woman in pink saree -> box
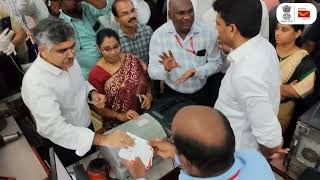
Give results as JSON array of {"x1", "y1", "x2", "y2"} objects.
[{"x1": 88, "y1": 29, "x2": 152, "y2": 129}]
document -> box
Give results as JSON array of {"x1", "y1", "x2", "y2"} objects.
[{"x1": 118, "y1": 132, "x2": 153, "y2": 169}]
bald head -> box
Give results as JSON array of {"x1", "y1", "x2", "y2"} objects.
[
  {"x1": 168, "y1": 0, "x2": 194, "y2": 36},
  {"x1": 172, "y1": 106, "x2": 226, "y2": 146},
  {"x1": 172, "y1": 105, "x2": 235, "y2": 176}
]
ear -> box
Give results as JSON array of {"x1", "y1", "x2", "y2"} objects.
[
  {"x1": 229, "y1": 24, "x2": 238, "y2": 34},
  {"x1": 114, "y1": 15, "x2": 120, "y2": 23},
  {"x1": 38, "y1": 45, "x2": 48, "y2": 59},
  {"x1": 179, "y1": 154, "x2": 193, "y2": 171},
  {"x1": 96, "y1": 45, "x2": 101, "y2": 54},
  {"x1": 168, "y1": 10, "x2": 172, "y2": 20},
  {"x1": 295, "y1": 30, "x2": 302, "y2": 39},
  {"x1": 229, "y1": 24, "x2": 238, "y2": 38}
]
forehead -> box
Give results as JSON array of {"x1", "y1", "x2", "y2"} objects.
[
  {"x1": 277, "y1": 23, "x2": 292, "y2": 29},
  {"x1": 216, "y1": 14, "x2": 225, "y2": 23},
  {"x1": 100, "y1": 37, "x2": 119, "y2": 46},
  {"x1": 170, "y1": 0, "x2": 193, "y2": 12},
  {"x1": 116, "y1": 0, "x2": 134, "y2": 12},
  {"x1": 52, "y1": 39, "x2": 75, "y2": 49}
]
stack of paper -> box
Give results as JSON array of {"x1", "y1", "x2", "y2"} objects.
[{"x1": 118, "y1": 132, "x2": 154, "y2": 169}]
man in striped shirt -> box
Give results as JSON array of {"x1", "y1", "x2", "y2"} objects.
[{"x1": 148, "y1": 0, "x2": 221, "y2": 105}]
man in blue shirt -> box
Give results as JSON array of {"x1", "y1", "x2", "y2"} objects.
[
  {"x1": 122, "y1": 105, "x2": 276, "y2": 180},
  {"x1": 59, "y1": 0, "x2": 114, "y2": 79}
]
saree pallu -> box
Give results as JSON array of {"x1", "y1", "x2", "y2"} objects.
[
  {"x1": 103, "y1": 54, "x2": 149, "y2": 129},
  {"x1": 278, "y1": 49, "x2": 317, "y2": 132}
]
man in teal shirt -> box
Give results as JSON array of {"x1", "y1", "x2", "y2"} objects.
[{"x1": 59, "y1": 0, "x2": 114, "y2": 79}]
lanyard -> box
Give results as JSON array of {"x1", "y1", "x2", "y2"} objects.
[
  {"x1": 175, "y1": 35, "x2": 196, "y2": 55},
  {"x1": 227, "y1": 169, "x2": 240, "y2": 180}
]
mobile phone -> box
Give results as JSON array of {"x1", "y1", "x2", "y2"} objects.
[
  {"x1": 196, "y1": 49, "x2": 206, "y2": 56},
  {"x1": 0, "y1": 16, "x2": 12, "y2": 32},
  {"x1": 93, "y1": 22, "x2": 100, "y2": 32}
]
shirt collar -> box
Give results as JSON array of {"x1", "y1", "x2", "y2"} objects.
[
  {"x1": 166, "y1": 20, "x2": 200, "y2": 38},
  {"x1": 59, "y1": 10, "x2": 73, "y2": 23},
  {"x1": 35, "y1": 55, "x2": 64, "y2": 76},
  {"x1": 228, "y1": 35, "x2": 260, "y2": 63},
  {"x1": 59, "y1": 8, "x2": 84, "y2": 23},
  {"x1": 178, "y1": 154, "x2": 244, "y2": 180},
  {"x1": 118, "y1": 24, "x2": 143, "y2": 38}
]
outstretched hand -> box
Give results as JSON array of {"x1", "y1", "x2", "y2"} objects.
[{"x1": 159, "y1": 50, "x2": 180, "y2": 72}]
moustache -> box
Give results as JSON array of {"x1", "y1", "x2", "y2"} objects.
[
  {"x1": 128, "y1": 18, "x2": 137, "y2": 23},
  {"x1": 63, "y1": 59, "x2": 74, "y2": 65}
]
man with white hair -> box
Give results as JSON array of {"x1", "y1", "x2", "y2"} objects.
[{"x1": 21, "y1": 17, "x2": 134, "y2": 166}]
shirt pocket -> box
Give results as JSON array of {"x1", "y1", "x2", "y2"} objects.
[{"x1": 194, "y1": 54, "x2": 207, "y2": 67}]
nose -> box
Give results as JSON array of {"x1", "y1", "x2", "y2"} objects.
[
  {"x1": 275, "y1": 30, "x2": 280, "y2": 38},
  {"x1": 129, "y1": 12, "x2": 135, "y2": 18},
  {"x1": 65, "y1": 48, "x2": 75, "y2": 58},
  {"x1": 183, "y1": 14, "x2": 191, "y2": 21},
  {"x1": 110, "y1": 48, "x2": 117, "y2": 55}
]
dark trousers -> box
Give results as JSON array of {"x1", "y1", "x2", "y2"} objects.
[
  {"x1": 163, "y1": 83, "x2": 211, "y2": 106},
  {"x1": 0, "y1": 54, "x2": 23, "y2": 99},
  {"x1": 207, "y1": 72, "x2": 225, "y2": 106},
  {"x1": 46, "y1": 123, "x2": 96, "y2": 167}
]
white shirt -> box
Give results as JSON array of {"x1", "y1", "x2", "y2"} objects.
[
  {"x1": 201, "y1": 0, "x2": 269, "y2": 40},
  {"x1": 131, "y1": 0, "x2": 151, "y2": 24},
  {"x1": 214, "y1": 36, "x2": 282, "y2": 150},
  {"x1": 200, "y1": 0, "x2": 269, "y2": 74},
  {"x1": 21, "y1": 56, "x2": 95, "y2": 156},
  {"x1": 148, "y1": 19, "x2": 221, "y2": 94},
  {"x1": 167, "y1": 0, "x2": 214, "y2": 19},
  {"x1": 17, "y1": 0, "x2": 49, "y2": 23},
  {"x1": 260, "y1": 0, "x2": 269, "y2": 40}
]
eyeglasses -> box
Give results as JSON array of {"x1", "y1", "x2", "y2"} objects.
[{"x1": 119, "y1": 8, "x2": 137, "y2": 17}]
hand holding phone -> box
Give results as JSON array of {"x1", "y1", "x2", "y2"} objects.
[
  {"x1": 0, "y1": 28, "x2": 16, "y2": 55},
  {"x1": 0, "y1": 16, "x2": 12, "y2": 32}
]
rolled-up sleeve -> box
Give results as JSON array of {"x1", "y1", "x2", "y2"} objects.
[
  {"x1": 86, "y1": 81, "x2": 96, "y2": 97},
  {"x1": 84, "y1": 0, "x2": 110, "y2": 18},
  {"x1": 194, "y1": 29, "x2": 221, "y2": 79},
  {"x1": 22, "y1": 84, "x2": 95, "y2": 156},
  {"x1": 148, "y1": 32, "x2": 168, "y2": 81},
  {"x1": 235, "y1": 76, "x2": 282, "y2": 148}
]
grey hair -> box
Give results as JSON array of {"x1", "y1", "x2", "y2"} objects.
[{"x1": 32, "y1": 17, "x2": 75, "y2": 50}]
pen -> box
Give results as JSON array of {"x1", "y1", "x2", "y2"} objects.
[{"x1": 138, "y1": 94, "x2": 142, "y2": 103}]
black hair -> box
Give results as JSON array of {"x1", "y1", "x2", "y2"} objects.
[
  {"x1": 173, "y1": 110, "x2": 235, "y2": 175},
  {"x1": 111, "y1": 0, "x2": 134, "y2": 17},
  {"x1": 292, "y1": 25, "x2": 305, "y2": 32},
  {"x1": 293, "y1": 25, "x2": 305, "y2": 46},
  {"x1": 213, "y1": 0, "x2": 262, "y2": 38},
  {"x1": 96, "y1": 28, "x2": 120, "y2": 46}
]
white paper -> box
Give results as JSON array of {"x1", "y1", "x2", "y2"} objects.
[{"x1": 119, "y1": 132, "x2": 153, "y2": 169}]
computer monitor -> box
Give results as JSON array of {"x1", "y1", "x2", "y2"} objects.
[{"x1": 49, "y1": 147, "x2": 73, "y2": 180}]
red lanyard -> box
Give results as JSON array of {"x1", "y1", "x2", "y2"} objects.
[
  {"x1": 227, "y1": 169, "x2": 240, "y2": 180},
  {"x1": 175, "y1": 35, "x2": 196, "y2": 55}
]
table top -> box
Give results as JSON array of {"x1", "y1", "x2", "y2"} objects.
[{"x1": 0, "y1": 116, "x2": 48, "y2": 180}]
